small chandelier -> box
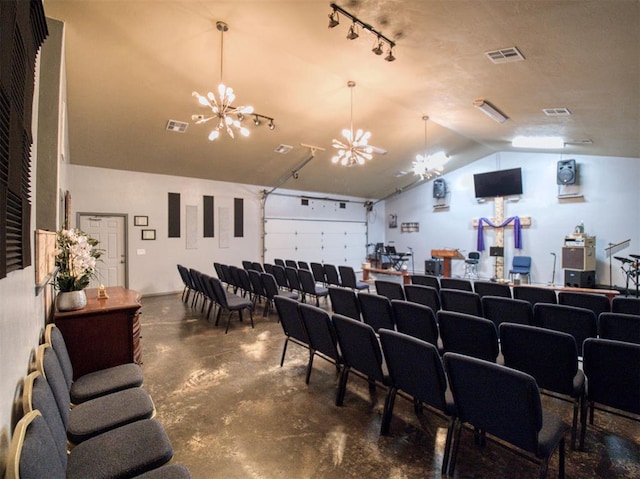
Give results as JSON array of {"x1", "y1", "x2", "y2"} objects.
[
  {"x1": 192, "y1": 21, "x2": 254, "y2": 140},
  {"x1": 412, "y1": 116, "x2": 449, "y2": 179},
  {"x1": 332, "y1": 81, "x2": 373, "y2": 167}
]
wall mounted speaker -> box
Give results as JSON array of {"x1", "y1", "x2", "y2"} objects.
[
  {"x1": 557, "y1": 159, "x2": 577, "y2": 185},
  {"x1": 433, "y1": 178, "x2": 446, "y2": 198}
]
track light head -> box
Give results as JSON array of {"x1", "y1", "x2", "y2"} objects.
[
  {"x1": 346, "y1": 23, "x2": 359, "y2": 40},
  {"x1": 328, "y1": 10, "x2": 339, "y2": 28},
  {"x1": 372, "y1": 38, "x2": 384, "y2": 55},
  {"x1": 385, "y1": 48, "x2": 396, "y2": 62},
  {"x1": 237, "y1": 112, "x2": 244, "y2": 121},
  {"x1": 253, "y1": 116, "x2": 261, "y2": 126},
  {"x1": 268, "y1": 120, "x2": 275, "y2": 130}
]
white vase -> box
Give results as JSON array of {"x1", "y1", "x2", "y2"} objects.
[{"x1": 56, "y1": 290, "x2": 87, "y2": 312}]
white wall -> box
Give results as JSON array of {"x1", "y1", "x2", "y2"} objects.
[
  {"x1": 69, "y1": 166, "x2": 264, "y2": 295},
  {"x1": 384, "y1": 152, "x2": 640, "y2": 288},
  {"x1": 68, "y1": 167, "x2": 372, "y2": 295}
]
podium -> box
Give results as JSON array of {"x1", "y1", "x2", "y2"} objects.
[{"x1": 430, "y1": 249, "x2": 464, "y2": 277}]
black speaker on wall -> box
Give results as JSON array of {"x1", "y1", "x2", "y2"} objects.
[
  {"x1": 557, "y1": 159, "x2": 577, "y2": 185},
  {"x1": 433, "y1": 178, "x2": 446, "y2": 198}
]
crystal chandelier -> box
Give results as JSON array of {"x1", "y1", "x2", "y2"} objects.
[
  {"x1": 192, "y1": 21, "x2": 254, "y2": 140},
  {"x1": 412, "y1": 116, "x2": 449, "y2": 179},
  {"x1": 332, "y1": 81, "x2": 373, "y2": 167}
]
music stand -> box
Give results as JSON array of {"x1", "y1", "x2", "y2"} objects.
[
  {"x1": 605, "y1": 239, "x2": 630, "y2": 289},
  {"x1": 489, "y1": 247, "x2": 504, "y2": 281}
]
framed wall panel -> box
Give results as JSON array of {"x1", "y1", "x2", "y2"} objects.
[
  {"x1": 203, "y1": 195, "x2": 214, "y2": 237},
  {"x1": 234, "y1": 197, "x2": 243, "y2": 237}
]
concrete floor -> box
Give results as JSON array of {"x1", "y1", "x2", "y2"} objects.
[{"x1": 139, "y1": 292, "x2": 640, "y2": 479}]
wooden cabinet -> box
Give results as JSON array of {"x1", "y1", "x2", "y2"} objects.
[{"x1": 54, "y1": 287, "x2": 142, "y2": 380}]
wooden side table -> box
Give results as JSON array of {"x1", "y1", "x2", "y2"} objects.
[{"x1": 53, "y1": 286, "x2": 142, "y2": 380}]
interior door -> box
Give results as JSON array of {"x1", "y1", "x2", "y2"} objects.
[{"x1": 78, "y1": 214, "x2": 126, "y2": 288}]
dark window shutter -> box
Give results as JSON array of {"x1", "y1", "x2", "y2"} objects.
[{"x1": 0, "y1": 0, "x2": 47, "y2": 279}]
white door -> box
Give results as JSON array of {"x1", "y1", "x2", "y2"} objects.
[{"x1": 78, "y1": 214, "x2": 126, "y2": 288}]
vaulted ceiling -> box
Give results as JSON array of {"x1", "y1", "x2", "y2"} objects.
[{"x1": 44, "y1": 0, "x2": 639, "y2": 199}]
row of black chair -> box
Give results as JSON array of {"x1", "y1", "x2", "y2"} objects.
[
  {"x1": 326, "y1": 287, "x2": 639, "y2": 448},
  {"x1": 243, "y1": 258, "x2": 370, "y2": 292},
  {"x1": 183, "y1": 263, "x2": 640, "y2": 347},
  {"x1": 331, "y1": 283, "x2": 640, "y2": 350},
  {"x1": 273, "y1": 296, "x2": 582, "y2": 477},
  {"x1": 412, "y1": 274, "x2": 640, "y2": 313},
  {"x1": 182, "y1": 263, "x2": 329, "y2": 330},
  {"x1": 275, "y1": 295, "x2": 640, "y2": 476},
  {"x1": 178, "y1": 266, "x2": 254, "y2": 333},
  {"x1": 6, "y1": 323, "x2": 190, "y2": 479}
]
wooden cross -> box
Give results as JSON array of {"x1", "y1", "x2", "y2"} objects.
[{"x1": 471, "y1": 197, "x2": 531, "y2": 279}]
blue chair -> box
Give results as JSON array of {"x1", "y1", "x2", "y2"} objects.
[{"x1": 509, "y1": 256, "x2": 532, "y2": 283}]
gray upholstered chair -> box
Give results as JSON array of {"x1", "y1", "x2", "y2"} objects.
[
  {"x1": 5, "y1": 409, "x2": 183, "y2": 479},
  {"x1": 45, "y1": 324, "x2": 143, "y2": 404}
]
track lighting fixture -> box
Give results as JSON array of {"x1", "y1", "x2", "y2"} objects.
[
  {"x1": 372, "y1": 38, "x2": 384, "y2": 55},
  {"x1": 250, "y1": 113, "x2": 275, "y2": 131},
  {"x1": 328, "y1": 3, "x2": 396, "y2": 61},
  {"x1": 328, "y1": 9, "x2": 339, "y2": 28},
  {"x1": 346, "y1": 23, "x2": 359, "y2": 40},
  {"x1": 385, "y1": 48, "x2": 396, "y2": 62}
]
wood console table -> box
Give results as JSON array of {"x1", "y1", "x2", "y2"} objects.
[
  {"x1": 362, "y1": 266, "x2": 411, "y2": 285},
  {"x1": 431, "y1": 249, "x2": 464, "y2": 278},
  {"x1": 54, "y1": 286, "x2": 142, "y2": 380}
]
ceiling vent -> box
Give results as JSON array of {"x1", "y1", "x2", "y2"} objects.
[
  {"x1": 274, "y1": 144, "x2": 293, "y2": 154},
  {"x1": 166, "y1": 120, "x2": 188, "y2": 133},
  {"x1": 485, "y1": 47, "x2": 525, "y2": 64},
  {"x1": 543, "y1": 108, "x2": 572, "y2": 117}
]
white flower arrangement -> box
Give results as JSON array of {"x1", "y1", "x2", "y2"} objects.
[{"x1": 54, "y1": 228, "x2": 102, "y2": 292}]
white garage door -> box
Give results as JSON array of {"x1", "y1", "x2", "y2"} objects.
[{"x1": 264, "y1": 218, "x2": 367, "y2": 270}]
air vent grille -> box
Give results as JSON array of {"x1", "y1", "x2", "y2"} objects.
[
  {"x1": 166, "y1": 120, "x2": 188, "y2": 133},
  {"x1": 543, "y1": 108, "x2": 572, "y2": 117},
  {"x1": 485, "y1": 47, "x2": 525, "y2": 64}
]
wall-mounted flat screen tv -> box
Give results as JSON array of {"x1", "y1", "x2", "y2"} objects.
[{"x1": 473, "y1": 167, "x2": 523, "y2": 198}]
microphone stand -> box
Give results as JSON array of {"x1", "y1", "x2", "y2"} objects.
[
  {"x1": 408, "y1": 247, "x2": 414, "y2": 274},
  {"x1": 549, "y1": 252, "x2": 556, "y2": 286}
]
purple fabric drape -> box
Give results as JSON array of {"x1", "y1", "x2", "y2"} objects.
[{"x1": 477, "y1": 216, "x2": 522, "y2": 251}]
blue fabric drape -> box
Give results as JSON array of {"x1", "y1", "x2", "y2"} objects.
[{"x1": 477, "y1": 216, "x2": 522, "y2": 251}]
